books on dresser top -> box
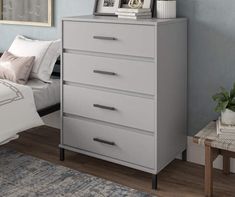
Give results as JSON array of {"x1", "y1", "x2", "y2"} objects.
[
  {"x1": 216, "y1": 117, "x2": 235, "y2": 140},
  {"x1": 116, "y1": 8, "x2": 152, "y2": 20},
  {"x1": 118, "y1": 15, "x2": 152, "y2": 20},
  {"x1": 117, "y1": 8, "x2": 151, "y2": 13},
  {"x1": 117, "y1": 12, "x2": 152, "y2": 16}
]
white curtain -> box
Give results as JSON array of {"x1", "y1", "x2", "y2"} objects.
[{"x1": 3, "y1": 0, "x2": 48, "y2": 23}]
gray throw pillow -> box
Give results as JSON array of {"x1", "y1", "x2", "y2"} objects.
[{"x1": 0, "y1": 51, "x2": 35, "y2": 84}]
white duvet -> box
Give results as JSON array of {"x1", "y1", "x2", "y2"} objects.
[{"x1": 0, "y1": 79, "x2": 44, "y2": 145}]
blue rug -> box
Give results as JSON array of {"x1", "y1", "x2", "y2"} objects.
[{"x1": 0, "y1": 148, "x2": 154, "y2": 197}]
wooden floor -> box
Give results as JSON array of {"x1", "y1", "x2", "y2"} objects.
[{"x1": 3, "y1": 126, "x2": 235, "y2": 197}]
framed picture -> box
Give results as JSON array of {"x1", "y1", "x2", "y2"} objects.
[
  {"x1": 0, "y1": 0, "x2": 53, "y2": 27},
  {"x1": 121, "y1": 0, "x2": 153, "y2": 9},
  {"x1": 94, "y1": 0, "x2": 122, "y2": 16}
]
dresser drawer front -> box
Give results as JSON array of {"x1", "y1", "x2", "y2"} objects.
[
  {"x1": 63, "y1": 53, "x2": 155, "y2": 95},
  {"x1": 63, "y1": 21, "x2": 155, "y2": 58},
  {"x1": 63, "y1": 116, "x2": 155, "y2": 168},
  {"x1": 63, "y1": 85, "x2": 155, "y2": 132}
]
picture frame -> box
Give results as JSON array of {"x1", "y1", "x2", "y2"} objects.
[
  {"x1": 0, "y1": 0, "x2": 53, "y2": 27},
  {"x1": 121, "y1": 0, "x2": 154, "y2": 9},
  {"x1": 94, "y1": 0, "x2": 122, "y2": 16}
]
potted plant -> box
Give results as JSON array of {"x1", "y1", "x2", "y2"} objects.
[
  {"x1": 213, "y1": 83, "x2": 235, "y2": 125},
  {"x1": 157, "y1": 0, "x2": 176, "y2": 19}
]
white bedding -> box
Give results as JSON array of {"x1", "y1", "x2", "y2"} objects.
[
  {"x1": 0, "y1": 79, "x2": 44, "y2": 145},
  {"x1": 27, "y1": 78, "x2": 60, "y2": 111}
]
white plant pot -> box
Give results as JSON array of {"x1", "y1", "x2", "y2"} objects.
[
  {"x1": 157, "y1": 1, "x2": 176, "y2": 19},
  {"x1": 221, "y1": 109, "x2": 235, "y2": 125}
]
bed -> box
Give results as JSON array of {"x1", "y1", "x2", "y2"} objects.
[
  {"x1": 0, "y1": 52, "x2": 61, "y2": 117},
  {"x1": 0, "y1": 52, "x2": 60, "y2": 145},
  {"x1": 29, "y1": 78, "x2": 60, "y2": 116},
  {"x1": 0, "y1": 53, "x2": 60, "y2": 145},
  {"x1": 0, "y1": 34, "x2": 61, "y2": 145}
]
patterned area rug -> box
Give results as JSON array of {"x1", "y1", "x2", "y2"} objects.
[{"x1": 0, "y1": 148, "x2": 154, "y2": 197}]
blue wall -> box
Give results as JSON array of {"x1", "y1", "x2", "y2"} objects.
[
  {"x1": 0, "y1": 0, "x2": 95, "y2": 51},
  {"x1": 177, "y1": 0, "x2": 235, "y2": 135},
  {"x1": 1, "y1": 0, "x2": 234, "y2": 136}
]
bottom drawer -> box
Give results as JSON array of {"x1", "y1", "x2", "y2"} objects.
[{"x1": 63, "y1": 116, "x2": 155, "y2": 169}]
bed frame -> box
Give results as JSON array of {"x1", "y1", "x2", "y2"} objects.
[{"x1": 0, "y1": 52, "x2": 61, "y2": 117}]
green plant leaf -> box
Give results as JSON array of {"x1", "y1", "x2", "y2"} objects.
[
  {"x1": 212, "y1": 93, "x2": 226, "y2": 102},
  {"x1": 228, "y1": 105, "x2": 235, "y2": 112},
  {"x1": 214, "y1": 101, "x2": 229, "y2": 112},
  {"x1": 212, "y1": 83, "x2": 235, "y2": 112},
  {"x1": 230, "y1": 83, "x2": 235, "y2": 99},
  {"x1": 230, "y1": 98, "x2": 235, "y2": 105},
  {"x1": 220, "y1": 87, "x2": 230, "y2": 100}
]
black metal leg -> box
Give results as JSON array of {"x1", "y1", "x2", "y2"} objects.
[
  {"x1": 182, "y1": 149, "x2": 187, "y2": 161},
  {"x1": 152, "y1": 174, "x2": 158, "y2": 190},
  {"x1": 60, "y1": 148, "x2": 65, "y2": 161}
]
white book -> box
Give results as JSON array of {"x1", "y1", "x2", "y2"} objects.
[
  {"x1": 117, "y1": 8, "x2": 151, "y2": 13},
  {"x1": 217, "y1": 119, "x2": 235, "y2": 140},
  {"x1": 218, "y1": 133, "x2": 235, "y2": 140},
  {"x1": 217, "y1": 117, "x2": 235, "y2": 134},
  {"x1": 116, "y1": 12, "x2": 152, "y2": 17},
  {"x1": 118, "y1": 15, "x2": 152, "y2": 20}
]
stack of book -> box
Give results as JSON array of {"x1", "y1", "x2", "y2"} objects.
[
  {"x1": 116, "y1": 8, "x2": 152, "y2": 20},
  {"x1": 216, "y1": 117, "x2": 235, "y2": 140}
]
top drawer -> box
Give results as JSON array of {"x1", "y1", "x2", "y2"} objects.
[{"x1": 63, "y1": 21, "x2": 155, "y2": 58}]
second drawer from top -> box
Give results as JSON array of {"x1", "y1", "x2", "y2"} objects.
[{"x1": 63, "y1": 53, "x2": 155, "y2": 95}]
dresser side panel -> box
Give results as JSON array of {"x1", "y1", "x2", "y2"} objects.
[{"x1": 156, "y1": 21, "x2": 188, "y2": 172}]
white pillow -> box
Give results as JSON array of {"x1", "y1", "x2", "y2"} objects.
[{"x1": 8, "y1": 35, "x2": 61, "y2": 82}]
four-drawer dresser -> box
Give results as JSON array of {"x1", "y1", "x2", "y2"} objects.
[{"x1": 60, "y1": 15, "x2": 187, "y2": 189}]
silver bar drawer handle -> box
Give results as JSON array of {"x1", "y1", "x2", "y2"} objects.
[
  {"x1": 93, "y1": 36, "x2": 117, "y2": 41},
  {"x1": 93, "y1": 138, "x2": 116, "y2": 146},
  {"x1": 93, "y1": 70, "x2": 117, "y2": 76},
  {"x1": 93, "y1": 104, "x2": 116, "y2": 111}
]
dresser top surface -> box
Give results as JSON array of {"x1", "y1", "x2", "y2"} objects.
[{"x1": 62, "y1": 15, "x2": 187, "y2": 26}]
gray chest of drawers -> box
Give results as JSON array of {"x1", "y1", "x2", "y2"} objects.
[{"x1": 60, "y1": 15, "x2": 187, "y2": 189}]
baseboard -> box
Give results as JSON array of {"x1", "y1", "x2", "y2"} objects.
[{"x1": 186, "y1": 136, "x2": 235, "y2": 173}]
